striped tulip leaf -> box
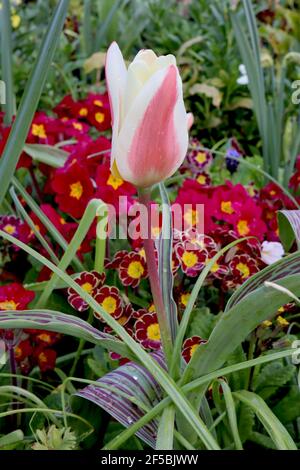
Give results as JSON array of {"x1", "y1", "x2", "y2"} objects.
[
  {"x1": 183, "y1": 274, "x2": 300, "y2": 384},
  {"x1": 225, "y1": 250, "x2": 300, "y2": 311},
  {"x1": 76, "y1": 352, "x2": 165, "y2": 448},
  {"x1": 277, "y1": 210, "x2": 300, "y2": 251},
  {"x1": 0, "y1": 309, "x2": 132, "y2": 360}
]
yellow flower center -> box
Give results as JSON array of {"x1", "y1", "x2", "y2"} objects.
[
  {"x1": 247, "y1": 186, "x2": 256, "y2": 197},
  {"x1": 221, "y1": 201, "x2": 234, "y2": 214},
  {"x1": 14, "y1": 346, "x2": 22, "y2": 359},
  {"x1": 38, "y1": 352, "x2": 48, "y2": 363},
  {"x1": 101, "y1": 296, "x2": 117, "y2": 314},
  {"x1": 182, "y1": 251, "x2": 198, "y2": 268},
  {"x1": 184, "y1": 209, "x2": 198, "y2": 226},
  {"x1": 79, "y1": 107, "x2": 88, "y2": 117},
  {"x1": 73, "y1": 122, "x2": 83, "y2": 131},
  {"x1": 276, "y1": 315, "x2": 289, "y2": 327},
  {"x1": 261, "y1": 320, "x2": 272, "y2": 328},
  {"x1": 195, "y1": 152, "x2": 207, "y2": 164},
  {"x1": 148, "y1": 303, "x2": 156, "y2": 312},
  {"x1": 81, "y1": 282, "x2": 93, "y2": 294},
  {"x1": 32, "y1": 124, "x2": 47, "y2": 139},
  {"x1": 197, "y1": 174, "x2": 207, "y2": 185},
  {"x1": 94, "y1": 100, "x2": 103, "y2": 107},
  {"x1": 69, "y1": 181, "x2": 83, "y2": 200},
  {"x1": 107, "y1": 174, "x2": 124, "y2": 190},
  {"x1": 237, "y1": 219, "x2": 250, "y2": 236},
  {"x1": 0, "y1": 300, "x2": 18, "y2": 310},
  {"x1": 3, "y1": 224, "x2": 16, "y2": 235},
  {"x1": 38, "y1": 333, "x2": 51, "y2": 343},
  {"x1": 60, "y1": 218, "x2": 66, "y2": 225},
  {"x1": 210, "y1": 262, "x2": 220, "y2": 273},
  {"x1": 236, "y1": 262, "x2": 250, "y2": 279},
  {"x1": 190, "y1": 343, "x2": 199, "y2": 358},
  {"x1": 95, "y1": 112, "x2": 105, "y2": 123},
  {"x1": 180, "y1": 293, "x2": 191, "y2": 306},
  {"x1": 147, "y1": 323, "x2": 160, "y2": 341},
  {"x1": 128, "y1": 261, "x2": 145, "y2": 279}
]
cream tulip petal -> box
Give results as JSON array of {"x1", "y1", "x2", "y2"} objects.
[
  {"x1": 132, "y1": 49, "x2": 158, "y2": 67},
  {"x1": 105, "y1": 42, "x2": 127, "y2": 168}
]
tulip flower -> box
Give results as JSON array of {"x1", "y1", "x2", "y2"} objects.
[{"x1": 105, "y1": 42, "x2": 189, "y2": 188}]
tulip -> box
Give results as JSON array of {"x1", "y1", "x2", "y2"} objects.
[{"x1": 105, "y1": 42, "x2": 189, "y2": 188}]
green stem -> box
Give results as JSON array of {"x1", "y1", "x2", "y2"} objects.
[{"x1": 138, "y1": 188, "x2": 173, "y2": 367}]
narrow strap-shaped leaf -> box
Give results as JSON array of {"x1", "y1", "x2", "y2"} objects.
[
  {"x1": 234, "y1": 390, "x2": 297, "y2": 450},
  {"x1": 158, "y1": 183, "x2": 178, "y2": 342},
  {"x1": 218, "y1": 379, "x2": 243, "y2": 450},
  {"x1": 102, "y1": 347, "x2": 300, "y2": 450},
  {"x1": 12, "y1": 177, "x2": 84, "y2": 272},
  {"x1": 156, "y1": 405, "x2": 175, "y2": 450},
  {"x1": 0, "y1": 309, "x2": 131, "y2": 359},
  {"x1": 23, "y1": 144, "x2": 69, "y2": 168},
  {"x1": 76, "y1": 351, "x2": 165, "y2": 448},
  {"x1": 0, "y1": 0, "x2": 14, "y2": 124},
  {"x1": 170, "y1": 237, "x2": 251, "y2": 377},
  {"x1": 0, "y1": 0, "x2": 70, "y2": 204},
  {"x1": 183, "y1": 274, "x2": 300, "y2": 384},
  {"x1": 36, "y1": 198, "x2": 107, "y2": 308},
  {"x1": 0, "y1": 229, "x2": 220, "y2": 450},
  {"x1": 225, "y1": 250, "x2": 300, "y2": 311},
  {"x1": 278, "y1": 210, "x2": 300, "y2": 251}
]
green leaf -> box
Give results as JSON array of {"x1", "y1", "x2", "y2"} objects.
[
  {"x1": 219, "y1": 380, "x2": 243, "y2": 450},
  {"x1": 23, "y1": 144, "x2": 69, "y2": 168},
  {"x1": 273, "y1": 385, "x2": 300, "y2": 424},
  {"x1": 187, "y1": 307, "x2": 217, "y2": 339},
  {"x1": 158, "y1": 183, "x2": 178, "y2": 341},
  {"x1": 225, "y1": 250, "x2": 300, "y2": 311},
  {"x1": 0, "y1": 430, "x2": 24, "y2": 449},
  {"x1": 252, "y1": 361, "x2": 296, "y2": 400},
  {"x1": 0, "y1": 0, "x2": 70, "y2": 204},
  {"x1": 0, "y1": 0, "x2": 15, "y2": 124},
  {"x1": 156, "y1": 405, "x2": 175, "y2": 450},
  {"x1": 182, "y1": 274, "x2": 300, "y2": 384},
  {"x1": 278, "y1": 210, "x2": 300, "y2": 251},
  {"x1": 0, "y1": 309, "x2": 132, "y2": 359},
  {"x1": 226, "y1": 346, "x2": 248, "y2": 391},
  {"x1": 234, "y1": 390, "x2": 297, "y2": 450},
  {"x1": 0, "y1": 229, "x2": 220, "y2": 451},
  {"x1": 36, "y1": 198, "x2": 107, "y2": 308},
  {"x1": 237, "y1": 404, "x2": 255, "y2": 443}
]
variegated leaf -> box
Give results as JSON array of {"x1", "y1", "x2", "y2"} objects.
[
  {"x1": 278, "y1": 210, "x2": 300, "y2": 251},
  {"x1": 225, "y1": 251, "x2": 300, "y2": 310},
  {"x1": 0, "y1": 310, "x2": 131, "y2": 359},
  {"x1": 76, "y1": 352, "x2": 165, "y2": 448}
]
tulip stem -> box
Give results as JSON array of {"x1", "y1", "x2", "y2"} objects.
[{"x1": 138, "y1": 188, "x2": 173, "y2": 367}]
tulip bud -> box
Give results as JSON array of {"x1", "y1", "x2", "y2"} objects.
[{"x1": 105, "y1": 42, "x2": 189, "y2": 188}]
